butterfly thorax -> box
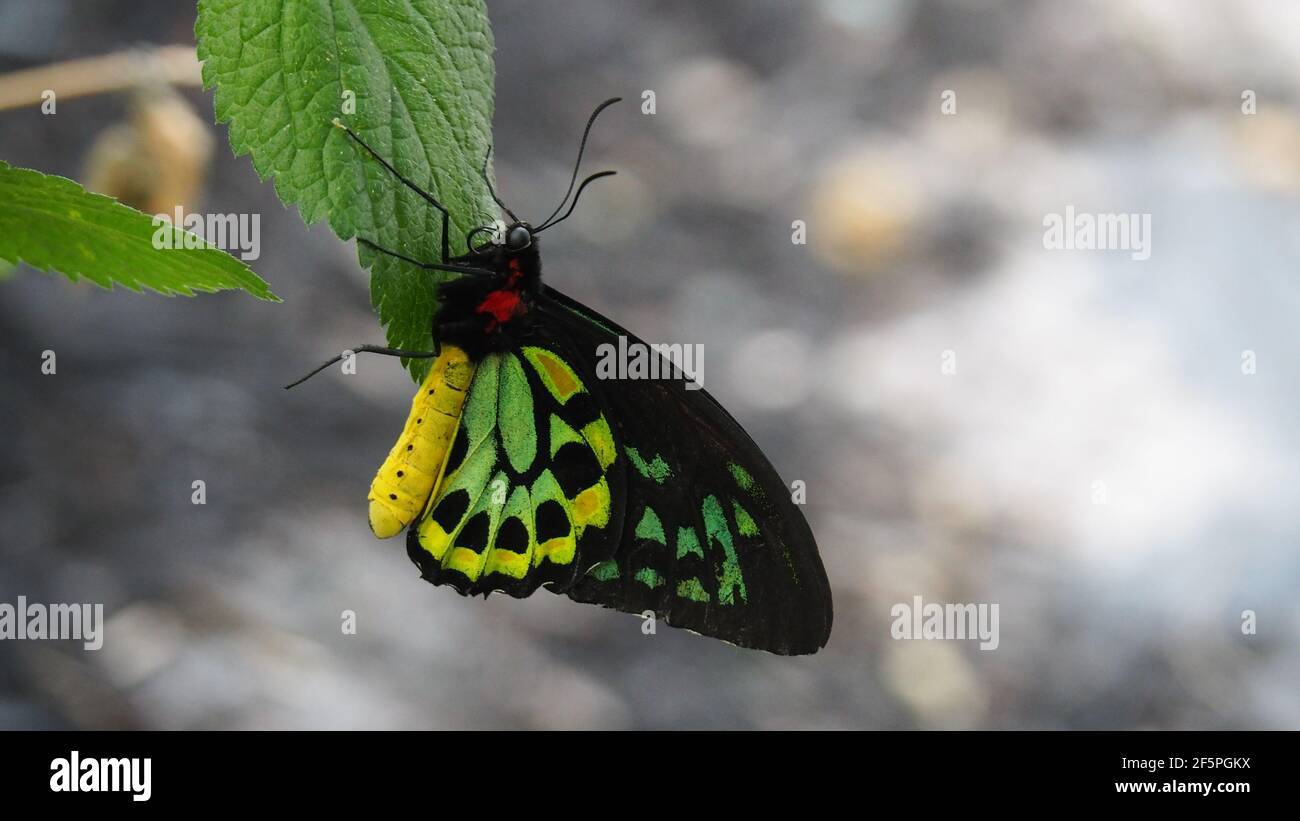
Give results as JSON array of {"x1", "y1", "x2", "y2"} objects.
[{"x1": 435, "y1": 237, "x2": 543, "y2": 359}]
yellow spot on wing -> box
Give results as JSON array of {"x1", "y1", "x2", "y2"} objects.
[
  {"x1": 523, "y1": 347, "x2": 583, "y2": 403},
  {"x1": 574, "y1": 487, "x2": 600, "y2": 520},
  {"x1": 537, "y1": 537, "x2": 576, "y2": 566},
  {"x1": 572, "y1": 478, "x2": 611, "y2": 535},
  {"x1": 446, "y1": 547, "x2": 485, "y2": 578},
  {"x1": 418, "y1": 517, "x2": 454, "y2": 561},
  {"x1": 581, "y1": 417, "x2": 617, "y2": 470},
  {"x1": 484, "y1": 548, "x2": 530, "y2": 579}
]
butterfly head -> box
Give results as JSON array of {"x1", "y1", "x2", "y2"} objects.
[
  {"x1": 466, "y1": 220, "x2": 536, "y2": 257},
  {"x1": 472, "y1": 97, "x2": 622, "y2": 253}
]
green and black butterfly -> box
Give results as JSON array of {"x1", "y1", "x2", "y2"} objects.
[{"x1": 291, "y1": 99, "x2": 832, "y2": 655}]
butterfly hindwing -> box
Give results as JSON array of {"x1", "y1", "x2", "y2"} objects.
[
  {"x1": 405, "y1": 340, "x2": 628, "y2": 598},
  {"x1": 538, "y1": 289, "x2": 833, "y2": 655}
]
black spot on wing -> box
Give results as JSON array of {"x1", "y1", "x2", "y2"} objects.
[
  {"x1": 444, "y1": 424, "x2": 470, "y2": 475},
  {"x1": 456, "y1": 511, "x2": 490, "y2": 553},
  {"x1": 535, "y1": 500, "x2": 569, "y2": 541},
  {"x1": 560, "y1": 392, "x2": 600, "y2": 427},
  {"x1": 552, "y1": 442, "x2": 602, "y2": 498},
  {"x1": 497, "y1": 516, "x2": 528, "y2": 554},
  {"x1": 432, "y1": 489, "x2": 470, "y2": 532}
]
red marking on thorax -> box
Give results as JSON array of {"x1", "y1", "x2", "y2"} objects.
[
  {"x1": 475, "y1": 257, "x2": 528, "y2": 330},
  {"x1": 477, "y1": 289, "x2": 523, "y2": 325}
]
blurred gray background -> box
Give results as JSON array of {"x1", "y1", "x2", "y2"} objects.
[{"x1": 2, "y1": 0, "x2": 1298, "y2": 729}]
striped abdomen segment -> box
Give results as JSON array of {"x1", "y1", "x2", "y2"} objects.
[{"x1": 368, "y1": 346, "x2": 476, "y2": 538}]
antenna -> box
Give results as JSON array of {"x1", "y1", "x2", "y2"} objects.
[
  {"x1": 535, "y1": 97, "x2": 622, "y2": 229},
  {"x1": 536, "y1": 171, "x2": 617, "y2": 232}
]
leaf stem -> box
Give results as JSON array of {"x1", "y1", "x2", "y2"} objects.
[{"x1": 0, "y1": 45, "x2": 202, "y2": 112}]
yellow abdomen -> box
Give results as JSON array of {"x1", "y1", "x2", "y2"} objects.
[{"x1": 367, "y1": 346, "x2": 475, "y2": 538}]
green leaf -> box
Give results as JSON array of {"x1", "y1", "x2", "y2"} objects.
[
  {"x1": 0, "y1": 160, "x2": 277, "y2": 300},
  {"x1": 196, "y1": 0, "x2": 497, "y2": 381}
]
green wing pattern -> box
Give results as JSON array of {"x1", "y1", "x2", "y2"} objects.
[
  {"x1": 541, "y1": 290, "x2": 833, "y2": 655},
  {"x1": 406, "y1": 344, "x2": 626, "y2": 597}
]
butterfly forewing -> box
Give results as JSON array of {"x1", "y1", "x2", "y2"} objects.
[{"x1": 538, "y1": 289, "x2": 833, "y2": 655}]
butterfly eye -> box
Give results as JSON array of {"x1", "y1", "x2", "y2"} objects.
[{"x1": 507, "y1": 225, "x2": 532, "y2": 250}]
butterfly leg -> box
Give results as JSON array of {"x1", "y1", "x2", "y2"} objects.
[
  {"x1": 428, "y1": 310, "x2": 444, "y2": 359},
  {"x1": 284, "y1": 344, "x2": 438, "y2": 389},
  {"x1": 333, "y1": 118, "x2": 455, "y2": 264},
  {"x1": 356, "y1": 239, "x2": 496, "y2": 278}
]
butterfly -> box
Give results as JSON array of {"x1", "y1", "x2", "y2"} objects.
[{"x1": 289, "y1": 99, "x2": 832, "y2": 654}]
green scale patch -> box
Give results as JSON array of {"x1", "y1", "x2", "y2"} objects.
[{"x1": 582, "y1": 445, "x2": 756, "y2": 609}]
